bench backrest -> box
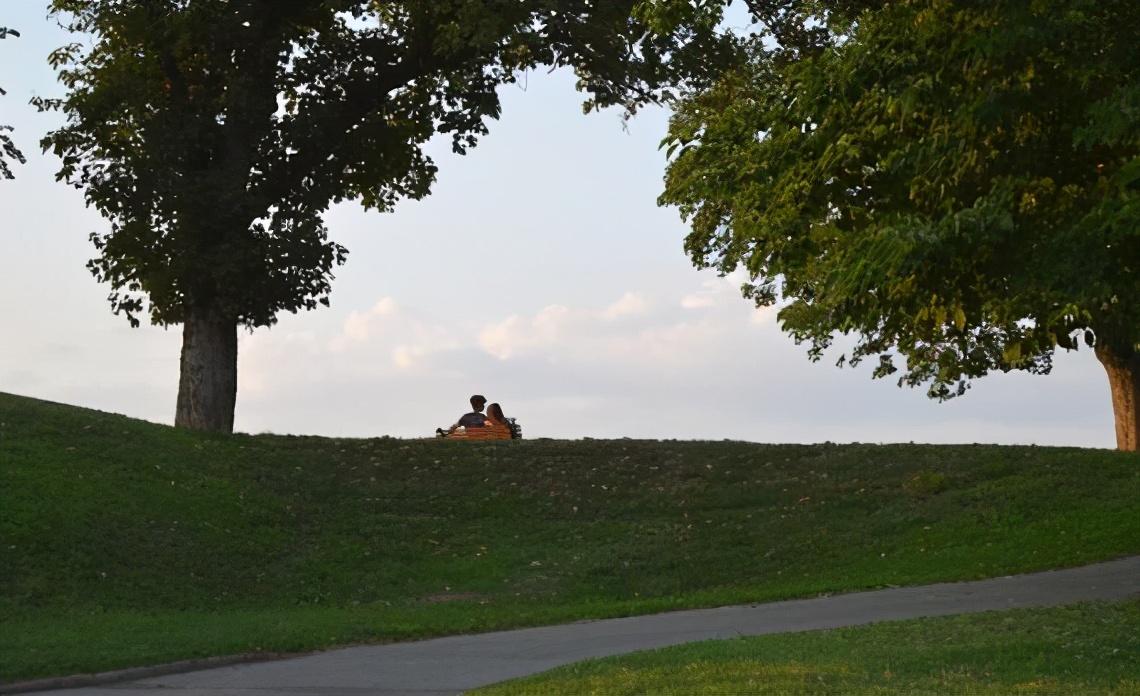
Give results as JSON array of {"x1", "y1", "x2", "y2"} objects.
[{"x1": 448, "y1": 425, "x2": 512, "y2": 440}]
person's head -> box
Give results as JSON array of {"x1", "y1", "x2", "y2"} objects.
[
  {"x1": 487, "y1": 403, "x2": 507, "y2": 423},
  {"x1": 470, "y1": 394, "x2": 487, "y2": 412}
]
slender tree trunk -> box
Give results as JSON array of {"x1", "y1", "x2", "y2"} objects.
[
  {"x1": 1095, "y1": 344, "x2": 1140, "y2": 452},
  {"x1": 175, "y1": 308, "x2": 238, "y2": 433}
]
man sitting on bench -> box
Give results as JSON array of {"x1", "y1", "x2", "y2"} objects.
[{"x1": 448, "y1": 394, "x2": 487, "y2": 434}]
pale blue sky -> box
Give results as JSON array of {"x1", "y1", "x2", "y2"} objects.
[{"x1": 0, "y1": 2, "x2": 1116, "y2": 445}]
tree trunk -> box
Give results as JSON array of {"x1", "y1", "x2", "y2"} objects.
[
  {"x1": 175, "y1": 308, "x2": 238, "y2": 433},
  {"x1": 1095, "y1": 344, "x2": 1140, "y2": 452}
]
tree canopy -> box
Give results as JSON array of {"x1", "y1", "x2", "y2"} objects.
[
  {"x1": 661, "y1": 0, "x2": 1140, "y2": 447},
  {"x1": 0, "y1": 26, "x2": 25, "y2": 180},
  {"x1": 42, "y1": 0, "x2": 732, "y2": 331}
]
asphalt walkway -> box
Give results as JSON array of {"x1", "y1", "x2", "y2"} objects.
[{"x1": 25, "y1": 555, "x2": 1140, "y2": 696}]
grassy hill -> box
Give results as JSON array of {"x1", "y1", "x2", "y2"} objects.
[{"x1": 2, "y1": 392, "x2": 1138, "y2": 682}]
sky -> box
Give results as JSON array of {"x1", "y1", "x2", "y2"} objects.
[{"x1": 0, "y1": 3, "x2": 1117, "y2": 446}]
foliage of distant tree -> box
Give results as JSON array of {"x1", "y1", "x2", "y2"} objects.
[
  {"x1": 661, "y1": 0, "x2": 1140, "y2": 449},
  {"x1": 40, "y1": 0, "x2": 736, "y2": 432},
  {"x1": 0, "y1": 26, "x2": 25, "y2": 180}
]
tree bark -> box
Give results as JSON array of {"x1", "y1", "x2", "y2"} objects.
[
  {"x1": 1095, "y1": 343, "x2": 1140, "y2": 452},
  {"x1": 175, "y1": 308, "x2": 237, "y2": 433}
]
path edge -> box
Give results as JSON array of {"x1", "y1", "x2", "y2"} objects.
[{"x1": 0, "y1": 651, "x2": 312, "y2": 695}]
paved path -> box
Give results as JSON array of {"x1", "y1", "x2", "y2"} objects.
[{"x1": 26, "y1": 556, "x2": 1140, "y2": 696}]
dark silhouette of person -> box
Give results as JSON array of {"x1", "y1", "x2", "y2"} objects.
[
  {"x1": 453, "y1": 394, "x2": 487, "y2": 430},
  {"x1": 486, "y1": 402, "x2": 508, "y2": 427},
  {"x1": 486, "y1": 402, "x2": 520, "y2": 439}
]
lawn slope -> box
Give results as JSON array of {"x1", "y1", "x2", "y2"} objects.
[{"x1": 2, "y1": 392, "x2": 1138, "y2": 681}]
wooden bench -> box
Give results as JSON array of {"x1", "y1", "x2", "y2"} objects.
[{"x1": 443, "y1": 425, "x2": 512, "y2": 440}]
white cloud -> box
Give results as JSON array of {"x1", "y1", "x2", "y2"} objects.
[
  {"x1": 601, "y1": 291, "x2": 648, "y2": 319},
  {"x1": 680, "y1": 271, "x2": 777, "y2": 327},
  {"x1": 680, "y1": 270, "x2": 755, "y2": 310},
  {"x1": 752, "y1": 306, "x2": 778, "y2": 325},
  {"x1": 477, "y1": 291, "x2": 740, "y2": 370},
  {"x1": 309, "y1": 296, "x2": 460, "y2": 372},
  {"x1": 478, "y1": 316, "x2": 522, "y2": 360},
  {"x1": 239, "y1": 330, "x2": 320, "y2": 395},
  {"x1": 392, "y1": 345, "x2": 421, "y2": 369},
  {"x1": 334, "y1": 297, "x2": 400, "y2": 349},
  {"x1": 680, "y1": 293, "x2": 716, "y2": 309},
  {"x1": 479, "y1": 304, "x2": 571, "y2": 360}
]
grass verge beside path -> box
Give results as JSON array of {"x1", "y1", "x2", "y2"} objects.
[
  {"x1": 474, "y1": 600, "x2": 1140, "y2": 695},
  {"x1": 2, "y1": 392, "x2": 1139, "y2": 682}
]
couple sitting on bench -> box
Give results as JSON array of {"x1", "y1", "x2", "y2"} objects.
[{"x1": 438, "y1": 394, "x2": 521, "y2": 440}]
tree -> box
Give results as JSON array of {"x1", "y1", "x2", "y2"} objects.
[
  {"x1": 41, "y1": 0, "x2": 734, "y2": 432},
  {"x1": 661, "y1": 0, "x2": 1140, "y2": 449},
  {"x1": 0, "y1": 26, "x2": 25, "y2": 179}
]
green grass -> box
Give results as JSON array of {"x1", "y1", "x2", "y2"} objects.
[
  {"x1": 1, "y1": 391, "x2": 1138, "y2": 682},
  {"x1": 473, "y1": 601, "x2": 1140, "y2": 695}
]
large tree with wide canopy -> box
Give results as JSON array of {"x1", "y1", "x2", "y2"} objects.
[
  {"x1": 662, "y1": 0, "x2": 1140, "y2": 449},
  {"x1": 41, "y1": 0, "x2": 735, "y2": 432}
]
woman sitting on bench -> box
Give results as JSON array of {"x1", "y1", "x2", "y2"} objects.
[{"x1": 486, "y1": 403, "x2": 522, "y2": 439}]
